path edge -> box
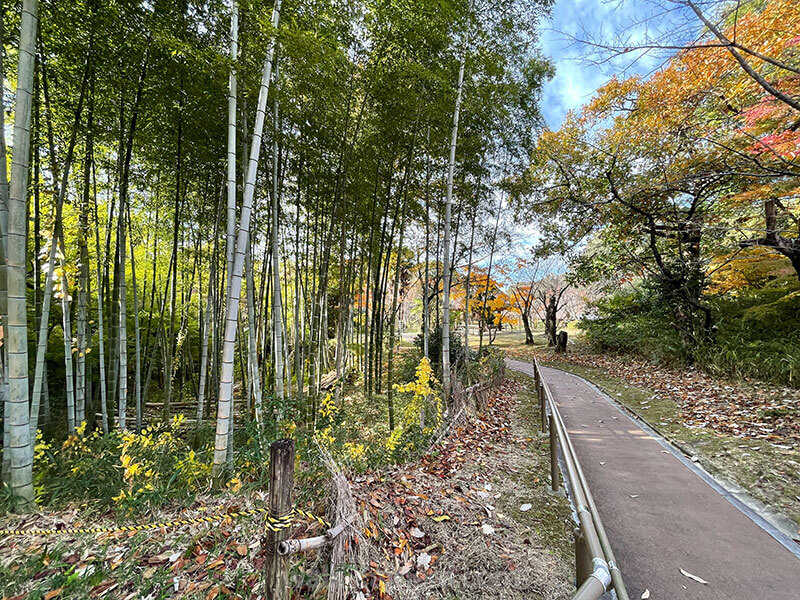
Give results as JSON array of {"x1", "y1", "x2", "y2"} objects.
[
  {"x1": 540, "y1": 363, "x2": 800, "y2": 561},
  {"x1": 506, "y1": 359, "x2": 800, "y2": 561}
]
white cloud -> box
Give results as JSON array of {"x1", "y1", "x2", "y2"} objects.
[{"x1": 538, "y1": 0, "x2": 682, "y2": 129}]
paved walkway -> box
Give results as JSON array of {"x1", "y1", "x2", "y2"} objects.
[{"x1": 507, "y1": 359, "x2": 800, "y2": 600}]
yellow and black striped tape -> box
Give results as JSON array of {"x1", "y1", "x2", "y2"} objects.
[{"x1": 0, "y1": 507, "x2": 330, "y2": 537}]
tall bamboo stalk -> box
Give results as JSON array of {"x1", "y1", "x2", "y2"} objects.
[
  {"x1": 213, "y1": 0, "x2": 282, "y2": 477},
  {"x1": 225, "y1": 1, "x2": 238, "y2": 291},
  {"x1": 58, "y1": 232, "x2": 77, "y2": 432},
  {"x1": 6, "y1": 0, "x2": 39, "y2": 509},
  {"x1": 198, "y1": 196, "x2": 222, "y2": 424},
  {"x1": 0, "y1": 0, "x2": 10, "y2": 462},
  {"x1": 271, "y1": 81, "x2": 285, "y2": 403},
  {"x1": 442, "y1": 2, "x2": 472, "y2": 403},
  {"x1": 30, "y1": 54, "x2": 89, "y2": 435},
  {"x1": 128, "y1": 206, "x2": 142, "y2": 432},
  {"x1": 246, "y1": 243, "x2": 263, "y2": 419}
]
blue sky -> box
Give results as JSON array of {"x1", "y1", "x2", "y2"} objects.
[{"x1": 538, "y1": 0, "x2": 682, "y2": 129}]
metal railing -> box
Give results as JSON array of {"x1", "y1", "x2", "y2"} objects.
[{"x1": 533, "y1": 358, "x2": 629, "y2": 600}]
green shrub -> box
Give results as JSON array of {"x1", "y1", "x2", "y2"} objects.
[
  {"x1": 579, "y1": 289, "x2": 688, "y2": 365},
  {"x1": 32, "y1": 417, "x2": 214, "y2": 514},
  {"x1": 581, "y1": 282, "x2": 800, "y2": 385},
  {"x1": 467, "y1": 346, "x2": 506, "y2": 384},
  {"x1": 414, "y1": 324, "x2": 475, "y2": 382}
]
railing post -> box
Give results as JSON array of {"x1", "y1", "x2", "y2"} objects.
[
  {"x1": 574, "y1": 527, "x2": 591, "y2": 586},
  {"x1": 264, "y1": 438, "x2": 295, "y2": 600},
  {"x1": 549, "y1": 413, "x2": 560, "y2": 492},
  {"x1": 539, "y1": 382, "x2": 547, "y2": 433}
]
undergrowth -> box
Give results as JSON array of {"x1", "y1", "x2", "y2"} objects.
[
  {"x1": 1, "y1": 347, "x2": 506, "y2": 520},
  {"x1": 580, "y1": 276, "x2": 800, "y2": 386}
]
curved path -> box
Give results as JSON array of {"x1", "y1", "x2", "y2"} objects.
[{"x1": 507, "y1": 359, "x2": 800, "y2": 600}]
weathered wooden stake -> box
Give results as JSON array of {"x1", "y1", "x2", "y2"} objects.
[
  {"x1": 549, "y1": 413, "x2": 560, "y2": 491},
  {"x1": 264, "y1": 438, "x2": 295, "y2": 600}
]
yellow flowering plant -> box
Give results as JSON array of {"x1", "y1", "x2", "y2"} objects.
[
  {"x1": 35, "y1": 414, "x2": 213, "y2": 513},
  {"x1": 386, "y1": 357, "x2": 443, "y2": 459}
]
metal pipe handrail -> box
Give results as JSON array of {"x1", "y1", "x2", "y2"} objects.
[
  {"x1": 534, "y1": 358, "x2": 629, "y2": 600},
  {"x1": 548, "y1": 379, "x2": 629, "y2": 600}
]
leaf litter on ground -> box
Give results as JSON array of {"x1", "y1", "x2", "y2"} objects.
[{"x1": 350, "y1": 377, "x2": 574, "y2": 600}]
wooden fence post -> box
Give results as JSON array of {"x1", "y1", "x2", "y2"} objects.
[{"x1": 264, "y1": 438, "x2": 295, "y2": 600}]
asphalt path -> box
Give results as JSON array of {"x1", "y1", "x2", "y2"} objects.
[{"x1": 507, "y1": 359, "x2": 800, "y2": 600}]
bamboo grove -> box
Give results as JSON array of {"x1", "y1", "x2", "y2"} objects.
[{"x1": 0, "y1": 0, "x2": 553, "y2": 508}]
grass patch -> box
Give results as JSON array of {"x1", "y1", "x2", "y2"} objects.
[{"x1": 497, "y1": 370, "x2": 575, "y2": 566}]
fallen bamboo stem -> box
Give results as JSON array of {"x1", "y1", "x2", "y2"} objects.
[
  {"x1": 277, "y1": 535, "x2": 327, "y2": 556},
  {"x1": 276, "y1": 520, "x2": 349, "y2": 556}
]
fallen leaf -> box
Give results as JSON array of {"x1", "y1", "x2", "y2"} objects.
[
  {"x1": 431, "y1": 515, "x2": 450, "y2": 522},
  {"x1": 481, "y1": 523, "x2": 495, "y2": 535},
  {"x1": 235, "y1": 545, "x2": 248, "y2": 557},
  {"x1": 410, "y1": 527, "x2": 425, "y2": 538},
  {"x1": 680, "y1": 568, "x2": 709, "y2": 584},
  {"x1": 44, "y1": 589, "x2": 63, "y2": 600},
  {"x1": 206, "y1": 585, "x2": 220, "y2": 600}
]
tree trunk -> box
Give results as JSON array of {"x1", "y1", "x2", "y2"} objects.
[
  {"x1": 213, "y1": 0, "x2": 282, "y2": 478},
  {"x1": 442, "y1": 6, "x2": 471, "y2": 402},
  {"x1": 545, "y1": 295, "x2": 557, "y2": 347},
  {"x1": 521, "y1": 312, "x2": 534, "y2": 345},
  {"x1": 6, "y1": 0, "x2": 38, "y2": 510}
]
